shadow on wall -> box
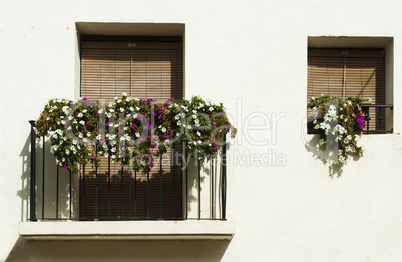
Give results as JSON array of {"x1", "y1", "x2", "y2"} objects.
[{"x1": 6, "y1": 237, "x2": 230, "y2": 262}]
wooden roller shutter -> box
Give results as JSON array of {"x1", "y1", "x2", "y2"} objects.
[
  {"x1": 307, "y1": 48, "x2": 385, "y2": 133},
  {"x1": 80, "y1": 38, "x2": 183, "y2": 220}
]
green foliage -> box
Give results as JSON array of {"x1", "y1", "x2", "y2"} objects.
[{"x1": 35, "y1": 95, "x2": 237, "y2": 174}]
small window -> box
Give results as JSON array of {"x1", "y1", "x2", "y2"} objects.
[{"x1": 307, "y1": 48, "x2": 392, "y2": 134}]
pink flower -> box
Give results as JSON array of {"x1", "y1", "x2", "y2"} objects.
[
  {"x1": 145, "y1": 124, "x2": 152, "y2": 129},
  {"x1": 130, "y1": 124, "x2": 137, "y2": 131},
  {"x1": 107, "y1": 122, "x2": 111, "y2": 126},
  {"x1": 82, "y1": 98, "x2": 88, "y2": 102},
  {"x1": 99, "y1": 139, "x2": 104, "y2": 143},
  {"x1": 68, "y1": 100, "x2": 73, "y2": 103},
  {"x1": 91, "y1": 156, "x2": 96, "y2": 160},
  {"x1": 163, "y1": 133, "x2": 168, "y2": 138},
  {"x1": 146, "y1": 99, "x2": 152, "y2": 103},
  {"x1": 153, "y1": 143, "x2": 157, "y2": 148},
  {"x1": 213, "y1": 121, "x2": 217, "y2": 126},
  {"x1": 137, "y1": 116, "x2": 142, "y2": 120},
  {"x1": 140, "y1": 138, "x2": 145, "y2": 141},
  {"x1": 159, "y1": 114, "x2": 164, "y2": 118},
  {"x1": 212, "y1": 142, "x2": 217, "y2": 147},
  {"x1": 118, "y1": 129, "x2": 123, "y2": 134},
  {"x1": 63, "y1": 163, "x2": 69, "y2": 169},
  {"x1": 148, "y1": 135, "x2": 153, "y2": 139}
]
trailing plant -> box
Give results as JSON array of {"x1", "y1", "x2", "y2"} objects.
[
  {"x1": 310, "y1": 95, "x2": 367, "y2": 164},
  {"x1": 35, "y1": 94, "x2": 237, "y2": 174}
]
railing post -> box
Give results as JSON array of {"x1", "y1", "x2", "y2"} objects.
[
  {"x1": 29, "y1": 121, "x2": 37, "y2": 221},
  {"x1": 221, "y1": 134, "x2": 227, "y2": 220}
]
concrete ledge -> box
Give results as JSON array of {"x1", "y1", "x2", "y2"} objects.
[{"x1": 19, "y1": 220, "x2": 235, "y2": 240}]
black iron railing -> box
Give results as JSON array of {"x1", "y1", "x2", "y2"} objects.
[
  {"x1": 307, "y1": 104, "x2": 393, "y2": 134},
  {"x1": 28, "y1": 121, "x2": 227, "y2": 221}
]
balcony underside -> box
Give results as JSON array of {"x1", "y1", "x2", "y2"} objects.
[{"x1": 19, "y1": 220, "x2": 235, "y2": 240}]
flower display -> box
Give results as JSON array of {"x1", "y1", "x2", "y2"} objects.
[
  {"x1": 35, "y1": 94, "x2": 237, "y2": 174},
  {"x1": 310, "y1": 95, "x2": 366, "y2": 164}
]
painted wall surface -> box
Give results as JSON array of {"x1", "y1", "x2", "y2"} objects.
[{"x1": 1, "y1": 0, "x2": 402, "y2": 261}]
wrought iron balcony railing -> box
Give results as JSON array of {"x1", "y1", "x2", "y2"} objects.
[
  {"x1": 307, "y1": 104, "x2": 393, "y2": 134},
  {"x1": 28, "y1": 121, "x2": 228, "y2": 222}
]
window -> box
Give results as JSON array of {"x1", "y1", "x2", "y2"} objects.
[
  {"x1": 79, "y1": 35, "x2": 183, "y2": 220},
  {"x1": 307, "y1": 47, "x2": 392, "y2": 134}
]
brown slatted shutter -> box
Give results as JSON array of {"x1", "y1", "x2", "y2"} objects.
[
  {"x1": 80, "y1": 39, "x2": 183, "y2": 220},
  {"x1": 307, "y1": 48, "x2": 385, "y2": 133}
]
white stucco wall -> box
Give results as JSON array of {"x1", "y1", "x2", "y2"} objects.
[{"x1": 1, "y1": 0, "x2": 402, "y2": 261}]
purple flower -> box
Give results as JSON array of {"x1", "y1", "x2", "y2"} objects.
[
  {"x1": 130, "y1": 124, "x2": 137, "y2": 131},
  {"x1": 212, "y1": 142, "x2": 217, "y2": 147},
  {"x1": 91, "y1": 156, "x2": 96, "y2": 160},
  {"x1": 214, "y1": 149, "x2": 217, "y2": 154},
  {"x1": 63, "y1": 163, "x2": 69, "y2": 169},
  {"x1": 148, "y1": 135, "x2": 154, "y2": 139},
  {"x1": 159, "y1": 114, "x2": 164, "y2": 118},
  {"x1": 227, "y1": 128, "x2": 230, "y2": 133},
  {"x1": 159, "y1": 108, "x2": 163, "y2": 113},
  {"x1": 154, "y1": 104, "x2": 158, "y2": 107},
  {"x1": 163, "y1": 133, "x2": 168, "y2": 138},
  {"x1": 68, "y1": 100, "x2": 73, "y2": 103},
  {"x1": 153, "y1": 111, "x2": 158, "y2": 116},
  {"x1": 147, "y1": 150, "x2": 151, "y2": 156},
  {"x1": 137, "y1": 116, "x2": 142, "y2": 120},
  {"x1": 118, "y1": 129, "x2": 123, "y2": 134},
  {"x1": 107, "y1": 122, "x2": 111, "y2": 126},
  {"x1": 153, "y1": 143, "x2": 157, "y2": 148},
  {"x1": 149, "y1": 162, "x2": 154, "y2": 167},
  {"x1": 213, "y1": 121, "x2": 217, "y2": 126},
  {"x1": 146, "y1": 99, "x2": 152, "y2": 103},
  {"x1": 139, "y1": 99, "x2": 143, "y2": 102},
  {"x1": 167, "y1": 129, "x2": 171, "y2": 132},
  {"x1": 164, "y1": 100, "x2": 169, "y2": 105},
  {"x1": 140, "y1": 138, "x2": 145, "y2": 141},
  {"x1": 82, "y1": 98, "x2": 88, "y2": 102},
  {"x1": 145, "y1": 124, "x2": 152, "y2": 129},
  {"x1": 99, "y1": 139, "x2": 104, "y2": 143},
  {"x1": 360, "y1": 123, "x2": 366, "y2": 130}
]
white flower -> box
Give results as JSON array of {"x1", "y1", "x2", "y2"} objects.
[
  {"x1": 319, "y1": 139, "x2": 325, "y2": 145},
  {"x1": 109, "y1": 109, "x2": 114, "y2": 113},
  {"x1": 98, "y1": 109, "x2": 104, "y2": 114},
  {"x1": 61, "y1": 120, "x2": 65, "y2": 125},
  {"x1": 78, "y1": 133, "x2": 83, "y2": 138},
  {"x1": 73, "y1": 140, "x2": 78, "y2": 145},
  {"x1": 117, "y1": 99, "x2": 122, "y2": 103},
  {"x1": 130, "y1": 107, "x2": 134, "y2": 111},
  {"x1": 82, "y1": 109, "x2": 87, "y2": 113},
  {"x1": 68, "y1": 116, "x2": 73, "y2": 120},
  {"x1": 197, "y1": 140, "x2": 202, "y2": 144},
  {"x1": 79, "y1": 120, "x2": 85, "y2": 125},
  {"x1": 175, "y1": 115, "x2": 180, "y2": 120},
  {"x1": 162, "y1": 127, "x2": 166, "y2": 132},
  {"x1": 192, "y1": 110, "x2": 197, "y2": 113},
  {"x1": 197, "y1": 131, "x2": 201, "y2": 136},
  {"x1": 120, "y1": 108, "x2": 124, "y2": 112},
  {"x1": 122, "y1": 92, "x2": 127, "y2": 96},
  {"x1": 78, "y1": 113, "x2": 83, "y2": 118},
  {"x1": 192, "y1": 115, "x2": 197, "y2": 119},
  {"x1": 103, "y1": 144, "x2": 107, "y2": 149},
  {"x1": 46, "y1": 117, "x2": 50, "y2": 120},
  {"x1": 83, "y1": 138, "x2": 87, "y2": 143},
  {"x1": 65, "y1": 149, "x2": 70, "y2": 155},
  {"x1": 87, "y1": 132, "x2": 91, "y2": 137},
  {"x1": 135, "y1": 132, "x2": 140, "y2": 137},
  {"x1": 209, "y1": 107, "x2": 214, "y2": 111}
]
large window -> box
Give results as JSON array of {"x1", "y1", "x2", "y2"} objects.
[
  {"x1": 307, "y1": 48, "x2": 392, "y2": 134},
  {"x1": 79, "y1": 36, "x2": 183, "y2": 220}
]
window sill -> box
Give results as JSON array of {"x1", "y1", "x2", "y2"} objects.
[{"x1": 18, "y1": 220, "x2": 235, "y2": 240}]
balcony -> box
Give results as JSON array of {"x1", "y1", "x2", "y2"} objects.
[
  {"x1": 19, "y1": 121, "x2": 235, "y2": 240},
  {"x1": 307, "y1": 103, "x2": 393, "y2": 134}
]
